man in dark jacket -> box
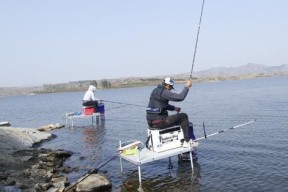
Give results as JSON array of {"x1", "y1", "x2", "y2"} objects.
[{"x1": 146, "y1": 77, "x2": 198, "y2": 148}]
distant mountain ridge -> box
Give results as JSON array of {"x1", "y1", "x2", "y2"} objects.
[{"x1": 194, "y1": 63, "x2": 288, "y2": 77}]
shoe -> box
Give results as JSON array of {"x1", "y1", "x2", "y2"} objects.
[
  {"x1": 182, "y1": 141, "x2": 191, "y2": 148},
  {"x1": 191, "y1": 140, "x2": 199, "y2": 147},
  {"x1": 183, "y1": 140, "x2": 199, "y2": 148}
]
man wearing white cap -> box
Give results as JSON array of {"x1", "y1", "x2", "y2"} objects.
[{"x1": 146, "y1": 77, "x2": 198, "y2": 148}]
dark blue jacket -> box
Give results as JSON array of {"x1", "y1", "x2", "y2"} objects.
[{"x1": 146, "y1": 84, "x2": 189, "y2": 122}]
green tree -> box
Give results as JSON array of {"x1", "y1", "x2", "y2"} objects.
[
  {"x1": 90, "y1": 80, "x2": 98, "y2": 88},
  {"x1": 100, "y1": 79, "x2": 111, "y2": 88}
]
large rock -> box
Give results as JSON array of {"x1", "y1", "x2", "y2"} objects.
[
  {"x1": 0, "y1": 121, "x2": 11, "y2": 127},
  {"x1": 75, "y1": 173, "x2": 112, "y2": 192},
  {"x1": 0, "y1": 126, "x2": 52, "y2": 154}
]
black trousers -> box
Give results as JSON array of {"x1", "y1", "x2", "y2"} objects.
[
  {"x1": 82, "y1": 100, "x2": 98, "y2": 112},
  {"x1": 149, "y1": 113, "x2": 190, "y2": 142}
]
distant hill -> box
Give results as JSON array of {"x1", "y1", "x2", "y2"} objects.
[
  {"x1": 1, "y1": 63, "x2": 287, "y2": 97},
  {"x1": 0, "y1": 87, "x2": 42, "y2": 97},
  {"x1": 194, "y1": 63, "x2": 288, "y2": 77},
  {"x1": 171, "y1": 63, "x2": 288, "y2": 80}
]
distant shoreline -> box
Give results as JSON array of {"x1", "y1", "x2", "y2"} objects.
[{"x1": 0, "y1": 72, "x2": 287, "y2": 97}]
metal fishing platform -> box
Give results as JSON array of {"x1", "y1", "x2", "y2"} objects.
[
  {"x1": 118, "y1": 120, "x2": 256, "y2": 191},
  {"x1": 65, "y1": 112, "x2": 101, "y2": 127},
  {"x1": 119, "y1": 125, "x2": 197, "y2": 191},
  {"x1": 119, "y1": 144, "x2": 195, "y2": 191}
]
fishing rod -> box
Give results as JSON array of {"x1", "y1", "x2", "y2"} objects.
[
  {"x1": 64, "y1": 140, "x2": 143, "y2": 191},
  {"x1": 196, "y1": 119, "x2": 256, "y2": 141},
  {"x1": 190, "y1": 0, "x2": 206, "y2": 79},
  {"x1": 64, "y1": 153, "x2": 120, "y2": 192},
  {"x1": 102, "y1": 99, "x2": 146, "y2": 108}
]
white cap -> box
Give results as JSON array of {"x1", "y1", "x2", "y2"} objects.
[{"x1": 164, "y1": 77, "x2": 174, "y2": 88}]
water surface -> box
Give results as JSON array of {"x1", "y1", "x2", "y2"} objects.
[{"x1": 1, "y1": 76, "x2": 287, "y2": 192}]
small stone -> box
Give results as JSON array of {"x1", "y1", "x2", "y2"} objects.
[
  {"x1": 47, "y1": 187, "x2": 59, "y2": 192},
  {"x1": 19, "y1": 155, "x2": 33, "y2": 162},
  {"x1": 6, "y1": 177, "x2": 16, "y2": 185},
  {"x1": 32, "y1": 164, "x2": 40, "y2": 169},
  {"x1": 51, "y1": 176, "x2": 67, "y2": 183},
  {"x1": 0, "y1": 172, "x2": 9, "y2": 180}
]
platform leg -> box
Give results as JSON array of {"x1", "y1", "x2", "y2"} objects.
[
  {"x1": 138, "y1": 165, "x2": 142, "y2": 192},
  {"x1": 189, "y1": 150, "x2": 194, "y2": 173},
  {"x1": 119, "y1": 141, "x2": 123, "y2": 175},
  {"x1": 168, "y1": 157, "x2": 173, "y2": 169},
  {"x1": 137, "y1": 148, "x2": 143, "y2": 192},
  {"x1": 120, "y1": 156, "x2": 123, "y2": 175}
]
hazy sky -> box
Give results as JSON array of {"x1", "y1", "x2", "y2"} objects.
[{"x1": 1, "y1": 0, "x2": 287, "y2": 87}]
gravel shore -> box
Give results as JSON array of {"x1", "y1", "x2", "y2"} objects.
[
  {"x1": 0, "y1": 126, "x2": 73, "y2": 191},
  {"x1": 0, "y1": 126, "x2": 112, "y2": 192}
]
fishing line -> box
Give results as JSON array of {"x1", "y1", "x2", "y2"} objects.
[
  {"x1": 102, "y1": 99, "x2": 146, "y2": 108},
  {"x1": 190, "y1": 0, "x2": 206, "y2": 79},
  {"x1": 105, "y1": 104, "x2": 128, "y2": 110},
  {"x1": 104, "y1": 117, "x2": 146, "y2": 124}
]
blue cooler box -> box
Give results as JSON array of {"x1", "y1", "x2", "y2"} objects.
[{"x1": 97, "y1": 103, "x2": 105, "y2": 114}]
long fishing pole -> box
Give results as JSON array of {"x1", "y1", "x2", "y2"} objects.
[
  {"x1": 190, "y1": 0, "x2": 206, "y2": 79},
  {"x1": 64, "y1": 140, "x2": 143, "y2": 191},
  {"x1": 196, "y1": 119, "x2": 256, "y2": 141},
  {"x1": 64, "y1": 153, "x2": 120, "y2": 192}
]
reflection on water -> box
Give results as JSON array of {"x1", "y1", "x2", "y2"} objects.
[
  {"x1": 82, "y1": 117, "x2": 106, "y2": 147},
  {"x1": 119, "y1": 161, "x2": 202, "y2": 192},
  {"x1": 82, "y1": 127, "x2": 98, "y2": 145},
  {"x1": 178, "y1": 161, "x2": 202, "y2": 189}
]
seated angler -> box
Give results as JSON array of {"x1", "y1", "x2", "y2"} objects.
[
  {"x1": 146, "y1": 77, "x2": 198, "y2": 148},
  {"x1": 82, "y1": 85, "x2": 101, "y2": 113}
]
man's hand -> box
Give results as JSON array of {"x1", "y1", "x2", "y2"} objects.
[
  {"x1": 185, "y1": 79, "x2": 192, "y2": 88},
  {"x1": 175, "y1": 107, "x2": 181, "y2": 113}
]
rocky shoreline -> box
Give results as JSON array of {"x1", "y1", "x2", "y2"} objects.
[{"x1": 0, "y1": 126, "x2": 112, "y2": 192}]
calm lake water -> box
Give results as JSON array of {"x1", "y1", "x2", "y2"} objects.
[{"x1": 1, "y1": 76, "x2": 288, "y2": 192}]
